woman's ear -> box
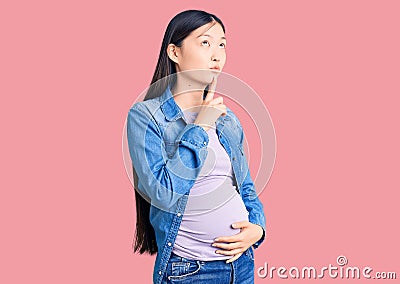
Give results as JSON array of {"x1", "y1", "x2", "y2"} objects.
[{"x1": 166, "y1": 44, "x2": 179, "y2": 64}]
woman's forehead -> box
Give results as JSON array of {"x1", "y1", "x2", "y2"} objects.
[{"x1": 190, "y1": 22, "x2": 225, "y2": 39}]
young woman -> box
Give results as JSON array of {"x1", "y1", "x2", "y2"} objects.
[{"x1": 127, "y1": 10, "x2": 266, "y2": 284}]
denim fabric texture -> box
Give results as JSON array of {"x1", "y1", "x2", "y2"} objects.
[{"x1": 127, "y1": 85, "x2": 266, "y2": 284}]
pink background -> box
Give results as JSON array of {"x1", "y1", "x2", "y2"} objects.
[{"x1": 1, "y1": 1, "x2": 399, "y2": 283}]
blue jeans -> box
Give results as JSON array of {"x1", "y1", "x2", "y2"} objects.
[{"x1": 161, "y1": 247, "x2": 255, "y2": 283}]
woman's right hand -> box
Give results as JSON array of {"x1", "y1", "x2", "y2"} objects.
[{"x1": 194, "y1": 77, "x2": 227, "y2": 132}]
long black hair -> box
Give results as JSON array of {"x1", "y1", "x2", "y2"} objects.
[{"x1": 132, "y1": 10, "x2": 225, "y2": 255}]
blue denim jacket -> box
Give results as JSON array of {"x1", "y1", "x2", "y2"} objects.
[{"x1": 126, "y1": 86, "x2": 266, "y2": 284}]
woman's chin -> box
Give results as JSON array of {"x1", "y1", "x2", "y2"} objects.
[
  {"x1": 177, "y1": 69, "x2": 218, "y2": 89},
  {"x1": 198, "y1": 72, "x2": 217, "y2": 84}
]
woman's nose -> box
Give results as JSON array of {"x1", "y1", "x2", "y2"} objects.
[{"x1": 211, "y1": 47, "x2": 223, "y2": 62}]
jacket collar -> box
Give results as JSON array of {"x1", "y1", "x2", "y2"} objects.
[{"x1": 159, "y1": 85, "x2": 184, "y2": 122}]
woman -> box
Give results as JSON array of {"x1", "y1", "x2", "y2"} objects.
[{"x1": 127, "y1": 10, "x2": 266, "y2": 284}]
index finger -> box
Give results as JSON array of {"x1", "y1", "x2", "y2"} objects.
[{"x1": 204, "y1": 77, "x2": 217, "y2": 103}]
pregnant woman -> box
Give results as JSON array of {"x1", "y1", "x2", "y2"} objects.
[{"x1": 127, "y1": 10, "x2": 266, "y2": 284}]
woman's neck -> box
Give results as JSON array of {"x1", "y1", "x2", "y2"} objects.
[{"x1": 171, "y1": 76, "x2": 207, "y2": 112}]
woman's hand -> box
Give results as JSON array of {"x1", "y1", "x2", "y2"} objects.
[
  {"x1": 212, "y1": 221, "x2": 264, "y2": 263},
  {"x1": 194, "y1": 77, "x2": 227, "y2": 132}
]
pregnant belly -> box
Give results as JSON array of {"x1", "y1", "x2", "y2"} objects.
[
  {"x1": 181, "y1": 189, "x2": 249, "y2": 237},
  {"x1": 173, "y1": 184, "x2": 249, "y2": 260}
]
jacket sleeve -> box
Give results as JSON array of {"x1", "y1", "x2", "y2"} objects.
[
  {"x1": 241, "y1": 165, "x2": 267, "y2": 249},
  {"x1": 126, "y1": 103, "x2": 209, "y2": 210},
  {"x1": 233, "y1": 111, "x2": 267, "y2": 249}
]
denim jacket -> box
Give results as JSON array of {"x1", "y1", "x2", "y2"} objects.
[{"x1": 126, "y1": 85, "x2": 266, "y2": 284}]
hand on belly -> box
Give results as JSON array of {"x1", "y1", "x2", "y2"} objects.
[{"x1": 211, "y1": 221, "x2": 264, "y2": 263}]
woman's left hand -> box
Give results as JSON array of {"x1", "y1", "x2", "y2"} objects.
[{"x1": 212, "y1": 221, "x2": 264, "y2": 263}]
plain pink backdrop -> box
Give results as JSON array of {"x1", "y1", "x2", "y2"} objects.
[{"x1": 1, "y1": 1, "x2": 399, "y2": 283}]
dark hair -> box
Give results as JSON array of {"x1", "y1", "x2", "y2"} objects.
[{"x1": 132, "y1": 10, "x2": 225, "y2": 255}]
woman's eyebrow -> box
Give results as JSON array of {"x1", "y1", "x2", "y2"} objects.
[{"x1": 197, "y1": 34, "x2": 226, "y2": 40}]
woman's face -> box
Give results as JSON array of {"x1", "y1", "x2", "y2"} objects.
[{"x1": 169, "y1": 22, "x2": 227, "y2": 84}]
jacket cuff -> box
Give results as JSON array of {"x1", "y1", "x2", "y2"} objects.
[
  {"x1": 249, "y1": 215, "x2": 266, "y2": 249},
  {"x1": 176, "y1": 123, "x2": 209, "y2": 148},
  {"x1": 252, "y1": 225, "x2": 266, "y2": 249}
]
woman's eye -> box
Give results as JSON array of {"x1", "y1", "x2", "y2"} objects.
[
  {"x1": 219, "y1": 43, "x2": 226, "y2": 48},
  {"x1": 201, "y1": 40, "x2": 210, "y2": 46}
]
